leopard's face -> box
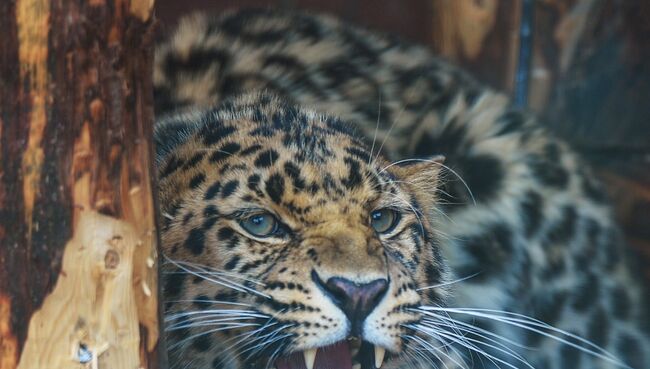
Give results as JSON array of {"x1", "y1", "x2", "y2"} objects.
[{"x1": 158, "y1": 94, "x2": 448, "y2": 369}]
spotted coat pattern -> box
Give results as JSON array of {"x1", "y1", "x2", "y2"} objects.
[{"x1": 154, "y1": 9, "x2": 649, "y2": 369}]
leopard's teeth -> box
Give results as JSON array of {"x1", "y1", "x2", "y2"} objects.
[
  {"x1": 375, "y1": 346, "x2": 386, "y2": 368},
  {"x1": 303, "y1": 348, "x2": 317, "y2": 369}
]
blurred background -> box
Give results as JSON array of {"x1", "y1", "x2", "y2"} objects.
[{"x1": 155, "y1": 0, "x2": 650, "y2": 288}]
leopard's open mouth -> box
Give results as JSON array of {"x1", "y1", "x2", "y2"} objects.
[{"x1": 274, "y1": 338, "x2": 387, "y2": 369}]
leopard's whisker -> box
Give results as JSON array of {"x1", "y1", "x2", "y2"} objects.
[
  {"x1": 404, "y1": 344, "x2": 435, "y2": 369},
  {"x1": 417, "y1": 272, "x2": 480, "y2": 291},
  {"x1": 163, "y1": 270, "x2": 255, "y2": 295},
  {"x1": 165, "y1": 257, "x2": 271, "y2": 299},
  {"x1": 420, "y1": 321, "x2": 532, "y2": 368},
  {"x1": 165, "y1": 313, "x2": 267, "y2": 329},
  {"x1": 422, "y1": 306, "x2": 616, "y2": 357},
  {"x1": 165, "y1": 309, "x2": 266, "y2": 320},
  {"x1": 167, "y1": 318, "x2": 259, "y2": 331},
  {"x1": 243, "y1": 332, "x2": 294, "y2": 363},
  {"x1": 416, "y1": 336, "x2": 465, "y2": 368},
  {"x1": 414, "y1": 306, "x2": 629, "y2": 368},
  {"x1": 226, "y1": 324, "x2": 294, "y2": 366},
  {"x1": 218, "y1": 319, "x2": 291, "y2": 367},
  {"x1": 165, "y1": 314, "x2": 265, "y2": 329},
  {"x1": 167, "y1": 323, "x2": 261, "y2": 351},
  {"x1": 423, "y1": 309, "x2": 471, "y2": 352},
  {"x1": 164, "y1": 299, "x2": 255, "y2": 308},
  {"x1": 403, "y1": 337, "x2": 444, "y2": 369},
  {"x1": 381, "y1": 177, "x2": 456, "y2": 210},
  {"x1": 407, "y1": 317, "x2": 473, "y2": 366},
  {"x1": 177, "y1": 357, "x2": 199, "y2": 369},
  {"x1": 425, "y1": 327, "x2": 524, "y2": 369},
  {"x1": 181, "y1": 268, "x2": 265, "y2": 284},
  {"x1": 430, "y1": 322, "x2": 527, "y2": 367},
  {"x1": 265, "y1": 340, "x2": 290, "y2": 369},
  {"x1": 165, "y1": 258, "x2": 267, "y2": 286},
  {"x1": 409, "y1": 324, "x2": 518, "y2": 369},
  {"x1": 368, "y1": 91, "x2": 382, "y2": 165},
  {"x1": 196, "y1": 326, "x2": 275, "y2": 368},
  {"x1": 421, "y1": 313, "x2": 531, "y2": 351},
  {"x1": 405, "y1": 332, "x2": 467, "y2": 369},
  {"x1": 220, "y1": 320, "x2": 281, "y2": 355},
  {"x1": 380, "y1": 158, "x2": 476, "y2": 206},
  {"x1": 373, "y1": 104, "x2": 406, "y2": 164}
]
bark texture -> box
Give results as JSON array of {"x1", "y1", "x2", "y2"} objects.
[{"x1": 0, "y1": 0, "x2": 163, "y2": 368}]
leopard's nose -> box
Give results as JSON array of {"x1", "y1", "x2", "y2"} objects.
[{"x1": 313, "y1": 271, "x2": 388, "y2": 335}]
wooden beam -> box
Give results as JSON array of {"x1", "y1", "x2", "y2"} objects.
[
  {"x1": 431, "y1": 0, "x2": 500, "y2": 60},
  {"x1": 0, "y1": 0, "x2": 164, "y2": 368}
]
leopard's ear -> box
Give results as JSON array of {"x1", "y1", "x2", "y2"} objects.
[
  {"x1": 389, "y1": 155, "x2": 445, "y2": 184},
  {"x1": 154, "y1": 109, "x2": 205, "y2": 166},
  {"x1": 388, "y1": 155, "x2": 445, "y2": 205}
]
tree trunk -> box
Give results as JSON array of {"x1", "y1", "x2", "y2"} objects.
[{"x1": 0, "y1": 0, "x2": 165, "y2": 368}]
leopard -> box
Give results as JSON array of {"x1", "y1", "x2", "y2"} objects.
[{"x1": 153, "y1": 8, "x2": 649, "y2": 369}]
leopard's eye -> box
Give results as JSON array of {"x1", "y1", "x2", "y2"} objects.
[
  {"x1": 239, "y1": 213, "x2": 278, "y2": 237},
  {"x1": 370, "y1": 208, "x2": 400, "y2": 234}
]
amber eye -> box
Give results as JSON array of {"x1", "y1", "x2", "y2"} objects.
[
  {"x1": 370, "y1": 208, "x2": 400, "y2": 234},
  {"x1": 239, "y1": 213, "x2": 279, "y2": 237}
]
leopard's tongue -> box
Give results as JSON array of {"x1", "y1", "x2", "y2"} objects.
[{"x1": 275, "y1": 341, "x2": 352, "y2": 369}]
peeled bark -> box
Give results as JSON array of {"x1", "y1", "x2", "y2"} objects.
[{"x1": 0, "y1": 0, "x2": 164, "y2": 368}]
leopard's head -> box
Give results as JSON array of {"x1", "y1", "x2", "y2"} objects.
[{"x1": 157, "y1": 93, "x2": 449, "y2": 369}]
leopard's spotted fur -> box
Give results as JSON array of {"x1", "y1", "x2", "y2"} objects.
[{"x1": 154, "y1": 9, "x2": 649, "y2": 369}]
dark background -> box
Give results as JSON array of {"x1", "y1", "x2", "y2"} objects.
[{"x1": 155, "y1": 0, "x2": 650, "y2": 286}]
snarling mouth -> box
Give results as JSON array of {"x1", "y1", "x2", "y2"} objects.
[{"x1": 274, "y1": 338, "x2": 387, "y2": 369}]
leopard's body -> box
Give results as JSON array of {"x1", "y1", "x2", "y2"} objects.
[{"x1": 154, "y1": 9, "x2": 649, "y2": 369}]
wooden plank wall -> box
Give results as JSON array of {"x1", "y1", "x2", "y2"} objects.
[{"x1": 155, "y1": 0, "x2": 650, "y2": 285}]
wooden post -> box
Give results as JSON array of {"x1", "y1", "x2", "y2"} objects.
[
  {"x1": 430, "y1": 0, "x2": 522, "y2": 93},
  {"x1": 430, "y1": 0, "x2": 500, "y2": 61},
  {"x1": 0, "y1": 0, "x2": 164, "y2": 368}
]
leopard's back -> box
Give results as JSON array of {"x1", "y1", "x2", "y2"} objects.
[
  {"x1": 155, "y1": 9, "x2": 649, "y2": 369},
  {"x1": 154, "y1": 9, "x2": 483, "y2": 158}
]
